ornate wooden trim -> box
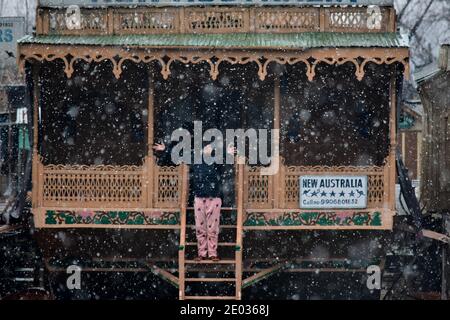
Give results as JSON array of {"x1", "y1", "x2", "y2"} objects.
[
  {"x1": 245, "y1": 163, "x2": 389, "y2": 211},
  {"x1": 243, "y1": 209, "x2": 394, "y2": 230},
  {"x1": 44, "y1": 210, "x2": 180, "y2": 227},
  {"x1": 36, "y1": 6, "x2": 396, "y2": 35},
  {"x1": 19, "y1": 45, "x2": 409, "y2": 81},
  {"x1": 33, "y1": 156, "x2": 186, "y2": 211}
]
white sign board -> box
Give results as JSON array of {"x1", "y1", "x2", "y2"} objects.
[
  {"x1": 300, "y1": 175, "x2": 368, "y2": 209},
  {"x1": 39, "y1": 0, "x2": 394, "y2": 7},
  {"x1": 0, "y1": 17, "x2": 25, "y2": 69}
]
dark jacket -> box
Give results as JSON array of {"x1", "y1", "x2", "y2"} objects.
[
  {"x1": 154, "y1": 142, "x2": 226, "y2": 199},
  {"x1": 191, "y1": 163, "x2": 223, "y2": 198}
]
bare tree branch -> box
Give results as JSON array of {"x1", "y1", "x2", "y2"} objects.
[
  {"x1": 410, "y1": 0, "x2": 436, "y2": 38},
  {"x1": 398, "y1": 0, "x2": 415, "y2": 21}
]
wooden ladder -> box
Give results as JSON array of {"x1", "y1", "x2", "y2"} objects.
[{"x1": 178, "y1": 163, "x2": 244, "y2": 301}]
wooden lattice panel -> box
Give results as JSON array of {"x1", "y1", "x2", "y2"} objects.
[
  {"x1": 245, "y1": 167, "x2": 272, "y2": 209},
  {"x1": 255, "y1": 8, "x2": 320, "y2": 33},
  {"x1": 283, "y1": 166, "x2": 386, "y2": 209},
  {"x1": 185, "y1": 8, "x2": 249, "y2": 33},
  {"x1": 47, "y1": 9, "x2": 108, "y2": 35},
  {"x1": 113, "y1": 9, "x2": 178, "y2": 34},
  {"x1": 367, "y1": 173, "x2": 385, "y2": 207},
  {"x1": 41, "y1": 164, "x2": 144, "y2": 207},
  {"x1": 243, "y1": 164, "x2": 387, "y2": 210},
  {"x1": 37, "y1": 6, "x2": 395, "y2": 35},
  {"x1": 324, "y1": 7, "x2": 391, "y2": 33},
  {"x1": 154, "y1": 166, "x2": 182, "y2": 208}
]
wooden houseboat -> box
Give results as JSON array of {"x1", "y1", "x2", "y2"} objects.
[{"x1": 17, "y1": 0, "x2": 409, "y2": 300}]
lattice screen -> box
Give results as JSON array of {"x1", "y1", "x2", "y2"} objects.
[
  {"x1": 154, "y1": 166, "x2": 182, "y2": 208},
  {"x1": 244, "y1": 165, "x2": 386, "y2": 210},
  {"x1": 255, "y1": 9, "x2": 319, "y2": 32},
  {"x1": 48, "y1": 9, "x2": 108, "y2": 34},
  {"x1": 114, "y1": 9, "x2": 178, "y2": 34},
  {"x1": 185, "y1": 8, "x2": 248, "y2": 33},
  {"x1": 245, "y1": 167, "x2": 272, "y2": 209},
  {"x1": 42, "y1": 165, "x2": 143, "y2": 207}
]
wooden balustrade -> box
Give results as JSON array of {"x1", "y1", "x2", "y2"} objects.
[
  {"x1": 33, "y1": 156, "x2": 185, "y2": 210},
  {"x1": 244, "y1": 162, "x2": 391, "y2": 210},
  {"x1": 32, "y1": 155, "x2": 395, "y2": 229},
  {"x1": 36, "y1": 6, "x2": 396, "y2": 36},
  {"x1": 34, "y1": 157, "x2": 393, "y2": 211}
]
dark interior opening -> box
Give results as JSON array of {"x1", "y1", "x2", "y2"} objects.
[
  {"x1": 281, "y1": 62, "x2": 391, "y2": 167},
  {"x1": 39, "y1": 60, "x2": 148, "y2": 166},
  {"x1": 39, "y1": 60, "x2": 391, "y2": 171}
]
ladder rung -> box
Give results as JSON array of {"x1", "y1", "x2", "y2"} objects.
[
  {"x1": 185, "y1": 259, "x2": 236, "y2": 264},
  {"x1": 186, "y1": 225, "x2": 236, "y2": 229},
  {"x1": 185, "y1": 242, "x2": 237, "y2": 247},
  {"x1": 184, "y1": 296, "x2": 237, "y2": 300},
  {"x1": 185, "y1": 278, "x2": 236, "y2": 282}
]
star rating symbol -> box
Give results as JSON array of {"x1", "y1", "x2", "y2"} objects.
[
  {"x1": 349, "y1": 190, "x2": 355, "y2": 197},
  {"x1": 339, "y1": 191, "x2": 345, "y2": 197},
  {"x1": 330, "y1": 191, "x2": 336, "y2": 197},
  {"x1": 311, "y1": 191, "x2": 318, "y2": 197},
  {"x1": 321, "y1": 191, "x2": 327, "y2": 197}
]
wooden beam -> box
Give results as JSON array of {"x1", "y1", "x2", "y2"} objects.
[
  {"x1": 273, "y1": 76, "x2": 281, "y2": 209},
  {"x1": 235, "y1": 161, "x2": 245, "y2": 300},
  {"x1": 147, "y1": 68, "x2": 155, "y2": 208},
  {"x1": 242, "y1": 262, "x2": 288, "y2": 288},
  {"x1": 18, "y1": 45, "x2": 410, "y2": 83},
  {"x1": 422, "y1": 229, "x2": 450, "y2": 244},
  {"x1": 0, "y1": 225, "x2": 21, "y2": 234},
  {"x1": 417, "y1": 131, "x2": 422, "y2": 181},
  {"x1": 31, "y1": 64, "x2": 40, "y2": 212},
  {"x1": 149, "y1": 265, "x2": 179, "y2": 288},
  {"x1": 147, "y1": 70, "x2": 155, "y2": 155},
  {"x1": 178, "y1": 163, "x2": 189, "y2": 300}
]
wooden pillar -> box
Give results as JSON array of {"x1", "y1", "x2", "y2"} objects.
[
  {"x1": 273, "y1": 76, "x2": 282, "y2": 209},
  {"x1": 442, "y1": 213, "x2": 449, "y2": 300},
  {"x1": 236, "y1": 161, "x2": 245, "y2": 300},
  {"x1": 147, "y1": 69, "x2": 155, "y2": 155},
  {"x1": 417, "y1": 131, "x2": 422, "y2": 181},
  {"x1": 178, "y1": 163, "x2": 189, "y2": 300},
  {"x1": 147, "y1": 69, "x2": 155, "y2": 208},
  {"x1": 401, "y1": 132, "x2": 406, "y2": 162},
  {"x1": 31, "y1": 64, "x2": 40, "y2": 210},
  {"x1": 388, "y1": 72, "x2": 398, "y2": 214}
]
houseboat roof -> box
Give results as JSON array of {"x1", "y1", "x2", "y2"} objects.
[
  {"x1": 414, "y1": 63, "x2": 441, "y2": 85},
  {"x1": 19, "y1": 32, "x2": 408, "y2": 49}
]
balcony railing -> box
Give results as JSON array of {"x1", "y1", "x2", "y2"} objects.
[
  {"x1": 36, "y1": 6, "x2": 396, "y2": 36},
  {"x1": 33, "y1": 156, "x2": 185, "y2": 210},
  {"x1": 244, "y1": 164, "x2": 388, "y2": 210},
  {"x1": 32, "y1": 152, "x2": 395, "y2": 230}
]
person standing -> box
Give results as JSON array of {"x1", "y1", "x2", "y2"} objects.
[{"x1": 153, "y1": 139, "x2": 235, "y2": 262}]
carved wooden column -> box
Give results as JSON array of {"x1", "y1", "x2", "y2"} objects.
[
  {"x1": 31, "y1": 64, "x2": 40, "y2": 210},
  {"x1": 178, "y1": 163, "x2": 189, "y2": 300},
  {"x1": 147, "y1": 68, "x2": 155, "y2": 208},
  {"x1": 273, "y1": 75, "x2": 282, "y2": 209},
  {"x1": 236, "y1": 159, "x2": 245, "y2": 300},
  {"x1": 386, "y1": 69, "x2": 398, "y2": 229}
]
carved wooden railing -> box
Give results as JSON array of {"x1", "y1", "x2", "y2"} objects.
[
  {"x1": 33, "y1": 156, "x2": 185, "y2": 210},
  {"x1": 244, "y1": 162, "x2": 393, "y2": 211},
  {"x1": 36, "y1": 6, "x2": 396, "y2": 36}
]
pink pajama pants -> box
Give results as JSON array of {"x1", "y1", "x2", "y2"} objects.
[{"x1": 194, "y1": 197, "x2": 222, "y2": 258}]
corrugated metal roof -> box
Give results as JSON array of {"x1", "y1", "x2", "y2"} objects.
[
  {"x1": 414, "y1": 63, "x2": 442, "y2": 85},
  {"x1": 19, "y1": 32, "x2": 409, "y2": 49}
]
